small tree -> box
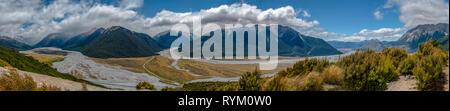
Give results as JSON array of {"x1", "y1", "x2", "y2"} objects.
[
  {"x1": 238, "y1": 70, "x2": 261, "y2": 91},
  {"x1": 136, "y1": 81, "x2": 156, "y2": 90}
]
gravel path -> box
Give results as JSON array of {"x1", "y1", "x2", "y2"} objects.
[{"x1": 387, "y1": 75, "x2": 418, "y2": 91}]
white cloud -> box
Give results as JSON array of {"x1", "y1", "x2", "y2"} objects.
[
  {"x1": 374, "y1": 10, "x2": 383, "y2": 20},
  {"x1": 353, "y1": 27, "x2": 404, "y2": 40},
  {"x1": 302, "y1": 10, "x2": 311, "y2": 18},
  {"x1": 119, "y1": 0, "x2": 144, "y2": 9},
  {"x1": 0, "y1": 1, "x2": 319, "y2": 45},
  {"x1": 328, "y1": 36, "x2": 369, "y2": 42},
  {"x1": 383, "y1": 0, "x2": 449, "y2": 28}
]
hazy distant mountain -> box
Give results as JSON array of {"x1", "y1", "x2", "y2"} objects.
[
  {"x1": 397, "y1": 23, "x2": 449, "y2": 50},
  {"x1": 33, "y1": 33, "x2": 71, "y2": 48},
  {"x1": 154, "y1": 25, "x2": 342, "y2": 57},
  {"x1": 327, "y1": 41, "x2": 368, "y2": 49},
  {"x1": 0, "y1": 36, "x2": 32, "y2": 51},
  {"x1": 358, "y1": 39, "x2": 385, "y2": 52},
  {"x1": 77, "y1": 26, "x2": 162, "y2": 58}
]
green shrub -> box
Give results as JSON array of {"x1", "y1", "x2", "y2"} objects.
[
  {"x1": 413, "y1": 53, "x2": 446, "y2": 91},
  {"x1": 136, "y1": 81, "x2": 156, "y2": 90},
  {"x1": 280, "y1": 58, "x2": 329, "y2": 77},
  {"x1": 338, "y1": 50, "x2": 398, "y2": 91},
  {"x1": 238, "y1": 70, "x2": 261, "y2": 91},
  {"x1": 412, "y1": 40, "x2": 447, "y2": 91},
  {"x1": 398, "y1": 55, "x2": 419, "y2": 75},
  {"x1": 161, "y1": 86, "x2": 178, "y2": 91},
  {"x1": 0, "y1": 59, "x2": 10, "y2": 67},
  {"x1": 215, "y1": 83, "x2": 239, "y2": 91},
  {"x1": 382, "y1": 48, "x2": 408, "y2": 67}
]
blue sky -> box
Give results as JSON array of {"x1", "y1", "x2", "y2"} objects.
[
  {"x1": 138, "y1": 0, "x2": 403, "y2": 36},
  {"x1": 1, "y1": 0, "x2": 448, "y2": 44},
  {"x1": 132, "y1": 0, "x2": 447, "y2": 41}
]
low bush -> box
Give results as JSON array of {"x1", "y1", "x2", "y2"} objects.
[
  {"x1": 382, "y1": 48, "x2": 408, "y2": 67},
  {"x1": 300, "y1": 72, "x2": 324, "y2": 91},
  {"x1": 263, "y1": 75, "x2": 287, "y2": 91},
  {"x1": 0, "y1": 68, "x2": 61, "y2": 91},
  {"x1": 412, "y1": 40, "x2": 447, "y2": 91},
  {"x1": 398, "y1": 55, "x2": 419, "y2": 75},
  {"x1": 238, "y1": 70, "x2": 262, "y2": 91},
  {"x1": 338, "y1": 50, "x2": 398, "y2": 91},
  {"x1": 279, "y1": 58, "x2": 329, "y2": 77},
  {"x1": 321, "y1": 65, "x2": 343, "y2": 85},
  {"x1": 136, "y1": 81, "x2": 156, "y2": 90}
]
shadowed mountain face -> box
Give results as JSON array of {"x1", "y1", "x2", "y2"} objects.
[
  {"x1": 33, "y1": 26, "x2": 162, "y2": 58},
  {"x1": 33, "y1": 33, "x2": 72, "y2": 48},
  {"x1": 61, "y1": 28, "x2": 106, "y2": 51},
  {"x1": 69, "y1": 26, "x2": 162, "y2": 58},
  {"x1": 154, "y1": 25, "x2": 342, "y2": 57},
  {"x1": 397, "y1": 23, "x2": 449, "y2": 50},
  {"x1": 0, "y1": 36, "x2": 32, "y2": 51}
]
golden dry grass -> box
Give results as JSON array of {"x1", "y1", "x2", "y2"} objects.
[
  {"x1": 144, "y1": 56, "x2": 207, "y2": 83},
  {"x1": 91, "y1": 57, "x2": 150, "y2": 73},
  {"x1": 0, "y1": 67, "x2": 61, "y2": 91},
  {"x1": 91, "y1": 56, "x2": 293, "y2": 84},
  {"x1": 321, "y1": 65, "x2": 343, "y2": 84},
  {"x1": 0, "y1": 59, "x2": 10, "y2": 67},
  {"x1": 25, "y1": 53, "x2": 64, "y2": 66},
  {"x1": 177, "y1": 59, "x2": 291, "y2": 77}
]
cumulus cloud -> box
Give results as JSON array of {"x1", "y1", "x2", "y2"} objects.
[
  {"x1": 328, "y1": 36, "x2": 369, "y2": 42},
  {"x1": 353, "y1": 27, "x2": 405, "y2": 40},
  {"x1": 0, "y1": 1, "x2": 319, "y2": 45},
  {"x1": 383, "y1": 0, "x2": 449, "y2": 28},
  {"x1": 119, "y1": 0, "x2": 144, "y2": 9},
  {"x1": 302, "y1": 10, "x2": 311, "y2": 18},
  {"x1": 374, "y1": 10, "x2": 383, "y2": 20}
]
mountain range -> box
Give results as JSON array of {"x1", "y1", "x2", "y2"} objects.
[
  {"x1": 328, "y1": 23, "x2": 449, "y2": 52},
  {"x1": 0, "y1": 36, "x2": 32, "y2": 51},
  {"x1": 155, "y1": 25, "x2": 342, "y2": 57},
  {"x1": 31, "y1": 26, "x2": 162, "y2": 58},
  {"x1": 3, "y1": 23, "x2": 446, "y2": 58}
]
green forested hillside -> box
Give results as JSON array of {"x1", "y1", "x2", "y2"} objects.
[{"x1": 0, "y1": 46, "x2": 105, "y2": 88}]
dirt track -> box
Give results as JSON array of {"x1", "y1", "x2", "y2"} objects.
[{"x1": 387, "y1": 75, "x2": 418, "y2": 91}]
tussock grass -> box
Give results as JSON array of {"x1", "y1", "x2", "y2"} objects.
[{"x1": 0, "y1": 67, "x2": 61, "y2": 91}]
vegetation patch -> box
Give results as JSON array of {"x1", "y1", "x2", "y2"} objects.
[
  {"x1": 0, "y1": 68, "x2": 61, "y2": 91},
  {"x1": 0, "y1": 46, "x2": 105, "y2": 88},
  {"x1": 136, "y1": 81, "x2": 156, "y2": 90}
]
